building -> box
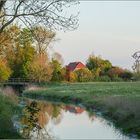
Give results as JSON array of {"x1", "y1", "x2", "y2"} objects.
[
  {"x1": 66, "y1": 62, "x2": 85, "y2": 81},
  {"x1": 67, "y1": 62, "x2": 85, "y2": 71}
]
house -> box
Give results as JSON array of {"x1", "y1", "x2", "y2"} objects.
[
  {"x1": 66, "y1": 62, "x2": 85, "y2": 81},
  {"x1": 66, "y1": 62, "x2": 85, "y2": 72}
]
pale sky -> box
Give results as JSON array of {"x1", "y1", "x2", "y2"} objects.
[{"x1": 52, "y1": 1, "x2": 140, "y2": 70}]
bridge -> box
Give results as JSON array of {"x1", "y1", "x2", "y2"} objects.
[
  {"x1": 0, "y1": 78, "x2": 38, "y2": 94},
  {"x1": 0, "y1": 78, "x2": 35, "y2": 86}
]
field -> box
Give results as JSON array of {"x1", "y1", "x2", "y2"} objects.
[{"x1": 24, "y1": 82, "x2": 140, "y2": 138}]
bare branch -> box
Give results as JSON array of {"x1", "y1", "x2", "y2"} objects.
[
  {"x1": 0, "y1": 0, "x2": 24, "y2": 33},
  {"x1": 132, "y1": 51, "x2": 140, "y2": 73},
  {"x1": 0, "y1": 0, "x2": 79, "y2": 33}
]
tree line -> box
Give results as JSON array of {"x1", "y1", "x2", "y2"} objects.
[
  {"x1": 0, "y1": 26, "x2": 137, "y2": 83},
  {"x1": 0, "y1": 0, "x2": 79, "y2": 82},
  {"x1": 0, "y1": 25, "x2": 61, "y2": 82},
  {"x1": 0, "y1": 0, "x2": 139, "y2": 82},
  {"x1": 68, "y1": 55, "x2": 135, "y2": 82}
]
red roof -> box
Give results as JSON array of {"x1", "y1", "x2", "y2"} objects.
[
  {"x1": 67, "y1": 62, "x2": 85, "y2": 71},
  {"x1": 65, "y1": 105, "x2": 84, "y2": 114}
]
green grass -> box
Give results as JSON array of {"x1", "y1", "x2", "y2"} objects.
[
  {"x1": 0, "y1": 93, "x2": 21, "y2": 139},
  {"x1": 23, "y1": 82, "x2": 140, "y2": 138}
]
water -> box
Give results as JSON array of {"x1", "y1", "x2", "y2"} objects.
[{"x1": 14, "y1": 99, "x2": 134, "y2": 139}]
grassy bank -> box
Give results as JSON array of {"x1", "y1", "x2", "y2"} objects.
[
  {"x1": 0, "y1": 93, "x2": 21, "y2": 139},
  {"x1": 24, "y1": 82, "x2": 140, "y2": 138}
]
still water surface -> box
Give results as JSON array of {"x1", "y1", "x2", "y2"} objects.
[{"x1": 14, "y1": 99, "x2": 133, "y2": 139}]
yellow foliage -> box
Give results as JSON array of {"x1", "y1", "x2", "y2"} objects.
[{"x1": 0, "y1": 59, "x2": 11, "y2": 81}]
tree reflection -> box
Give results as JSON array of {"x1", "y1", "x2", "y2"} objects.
[
  {"x1": 19, "y1": 100, "x2": 97, "y2": 139},
  {"x1": 65, "y1": 105, "x2": 84, "y2": 114},
  {"x1": 20, "y1": 100, "x2": 63, "y2": 139}
]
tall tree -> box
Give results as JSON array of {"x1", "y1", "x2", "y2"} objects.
[
  {"x1": 0, "y1": 25, "x2": 35, "y2": 78},
  {"x1": 28, "y1": 54, "x2": 53, "y2": 82},
  {"x1": 51, "y1": 59, "x2": 63, "y2": 81},
  {"x1": 0, "y1": 0, "x2": 79, "y2": 33},
  {"x1": 32, "y1": 26, "x2": 55, "y2": 54}
]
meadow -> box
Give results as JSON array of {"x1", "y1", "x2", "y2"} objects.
[{"x1": 24, "y1": 82, "x2": 140, "y2": 137}]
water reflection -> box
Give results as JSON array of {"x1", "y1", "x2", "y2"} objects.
[
  {"x1": 65, "y1": 105, "x2": 84, "y2": 114},
  {"x1": 19, "y1": 100, "x2": 64, "y2": 139},
  {"x1": 16, "y1": 100, "x2": 132, "y2": 139}
]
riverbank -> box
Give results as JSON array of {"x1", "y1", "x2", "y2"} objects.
[
  {"x1": 23, "y1": 82, "x2": 140, "y2": 138},
  {"x1": 0, "y1": 93, "x2": 21, "y2": 139}
]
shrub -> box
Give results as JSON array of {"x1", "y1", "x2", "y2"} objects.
[
  {"x1": 111, "y1": 76, "x2": 123, "y2": 82},
  {"x1": 108, "y1": 67, "x2": 124, "y2": 79},
  {"x1": 120, "y1": 71, "x2": 133, "y2": 81},
  {"x1": 74, "y1": 68, "x2": 92, "y2": 82},
  {"x1": 132, "y1": 73, "x2": 140, "y2": 81},
  {"x1": 51, "y1": 59, "x2": 63, "y2": 82},
  {"x1": 98, "y1": 76, "x2": 111, "y2": 82},
  {"x1": 69, "y1": 72, "x2": 77, "y2": 82}
]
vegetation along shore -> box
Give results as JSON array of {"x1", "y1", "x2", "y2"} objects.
[{"x1": 0, "y1": 92, "x2": 21, "y2": 139}]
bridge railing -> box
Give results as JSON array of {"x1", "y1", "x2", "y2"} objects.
[{"x1": 0, "y1": 78, "x2": 36, "y2": 84}]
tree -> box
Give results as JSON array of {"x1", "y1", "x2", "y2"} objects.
[
  {"x1": 0, "y1": 58, "x2": 11, "y2": 81},
  {"x1": 5, "y1": 27, "x2": 35, "y2": 78},
  {"x1": 28, "y1": 54, "x2": 53, "y2": 82},
  {"x1": 107, "y1": 67, "x2": 124, "y2": 79},
  {"x1": 86, "y1": 54, "x2": 112, "y2": 77},
  {"x1": 0, "y1": 0, "x2": 79, "y2": 33},
  {"x1": 0, "y1": 25, "x2": 20, "y2": 57},
  {"x1": 32, "y1": 26, "x2": 56, "y2": 54},
  {"x1": 0, "y1": 25, "x2": 58, "y2": 80},
  {"x1": 10, "y1": 44, "x2": 35, "y2": 78},
  {"x1": 51, "y1": 59, "x2": 63, "y2": 82}
]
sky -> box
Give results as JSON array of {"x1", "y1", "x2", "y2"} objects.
[{"x1": 52, "y1": 1, "x2": 140, "y2": 70}]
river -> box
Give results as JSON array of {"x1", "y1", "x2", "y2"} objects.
[{"x1": 13, "y1": 99, "x2": 135, "y2": 139}]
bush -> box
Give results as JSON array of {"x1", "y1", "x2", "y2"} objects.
[
  {"x1": 74, "y1": 68, "x2": 92, "y2": 82},
  {"x1": 69, "y1": 72, "x2": 77, "y2": 82},
  {"x1": 51, "y1": 59, "x2": 63, "y2": 82},
  {"x1": 120, "y1": 71, "x2": 133, "y2": 81},
  {"x1": 132, "y1": 73, "x2": 140, "y2": 81},
  {"x1": 98, "y1": 76, "x2": 111, "y2": 82},
  {"x1": 111, "y1": 76, "x2": 123, "y2": 82},
  {"x1": 108, "y1": 67, "x2": 124, "y2": 79}
]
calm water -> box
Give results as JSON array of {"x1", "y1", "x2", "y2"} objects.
[{"x1": 13, "y1": 99, "x2": 134, "y2": 139}]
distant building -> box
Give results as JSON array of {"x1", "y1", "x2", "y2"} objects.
[
  {"x1": 66, "y1": 62, "x2": 85, "y2": 71},
  {"x1": 66, "y1": 62, "x2": 85, "y2": 81}
]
